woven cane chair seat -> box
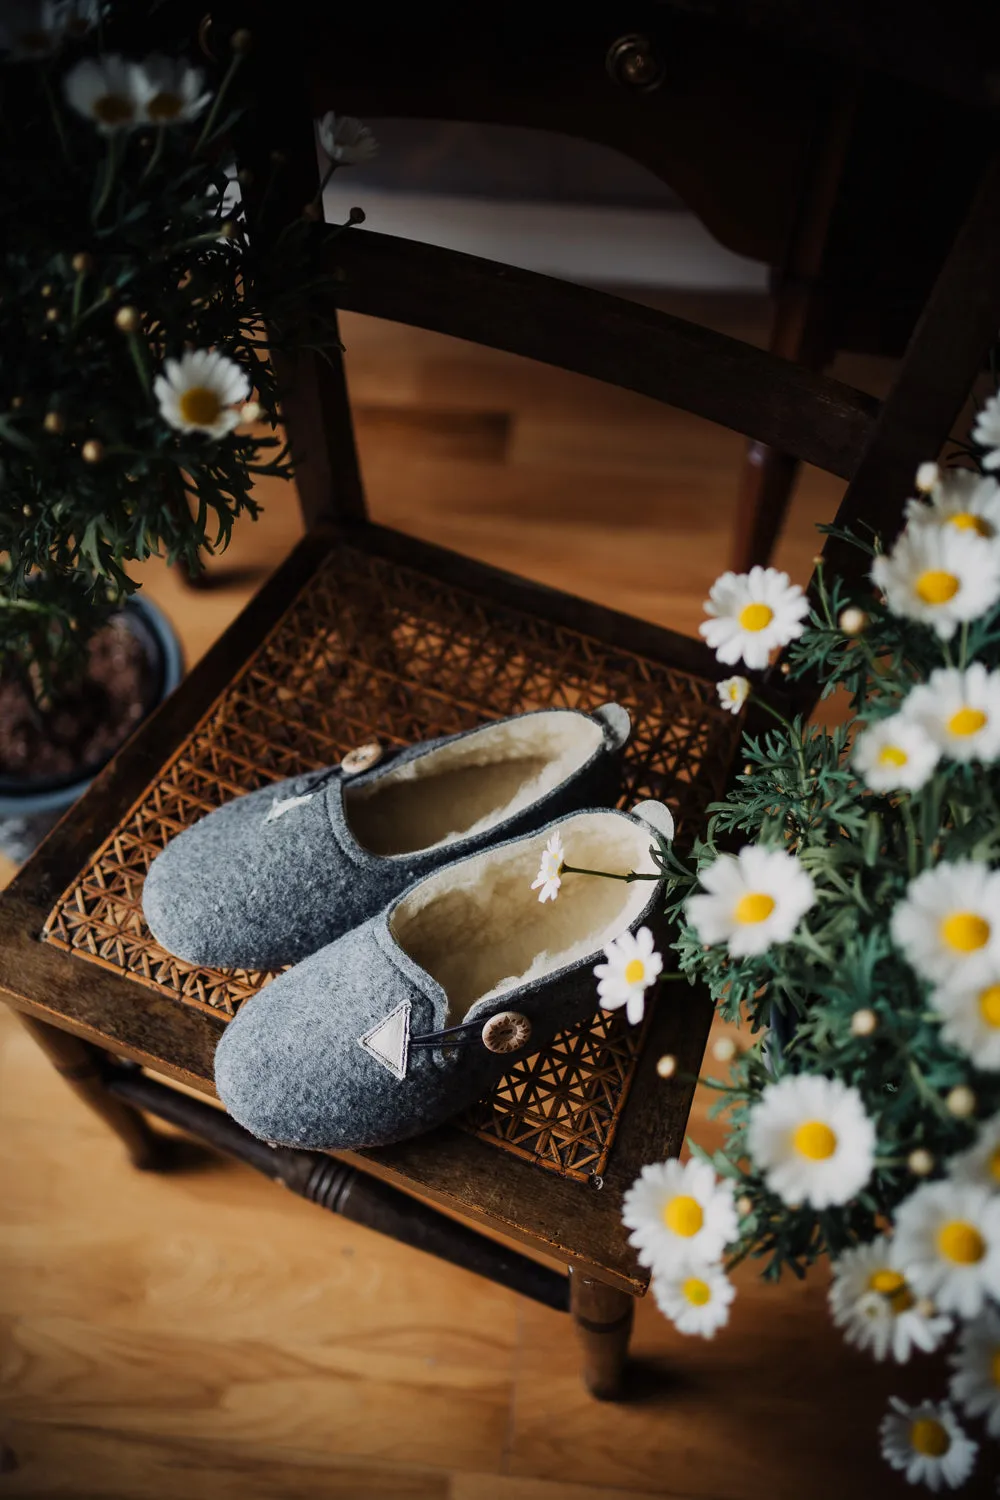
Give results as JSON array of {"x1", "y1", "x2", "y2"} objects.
[{"x1": 42, "y1": 536, "x2": 740, "y2": 1182}]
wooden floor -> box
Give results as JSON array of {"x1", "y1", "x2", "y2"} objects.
[{"x1": 2, "y1": 303, "x2": 991, "y2": 1498}]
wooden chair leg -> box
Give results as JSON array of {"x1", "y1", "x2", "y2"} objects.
[
  {"x1": 732, "y1": 441, "x2": 802, "y2": 574},
  {"x1": 569, "y1": 1267, "x2": 635, "y2": 1400},
  {"x1": 19, "y1": 1015, "x2": 167, "y2": 1171}
]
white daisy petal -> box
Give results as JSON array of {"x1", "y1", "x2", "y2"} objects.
[
  {"x1": 64, "y1": 53, "x2": 143, "y2": 133},
  {"x1": 747, "y1": 1075, "x2": 875, "y2": 1209},
  {"x1": 891, "y1": 1179, "x2": 1000, "y2": 1318},
  {"x1": 880, "y1": 1397, "x2": 977, "y2": 1491},
  {"x1": 132, "y1": 54, "x2": 212, "y2": 125},
  {"x1": 530, "y1": 831, "x2": 564, "y2": 904},
  {"x1": 828, "y1": 1236, "x2": 952, "y2": 1363},
  {"x1": 155, "y1": 348, "x2": 250, "y2": 440},
  {"x1": 317, "y1": 112, "x2": 379, "y2": 165},
  {"x1": 594, "y1": 926, "x2": 663, "y2": 1024},
  {"x1": 890, "y1": 861, "x2": 1000, "y2": 988},
  {"x1": 948, "y1": 1114, "x2": 1000, "y2": 1189},
  {"x1": 686, "y1": 845, "x2": 816, "y2": 959},
  {"x1": 905, "y1": 467, "x2": 1000, "y2": 543},
  {"x1": 699, "y1": 567, "x2": 810, "y2": 671},
  {"x1": 716, "y1": 675, "x2": 750, "y2": 714},
  {"x1": 852, "y1": 713, "x2": 939, "y2": 793},
  {"x1": 903, "y1": 665, "x2": 1000, "y2": 764},
  {"x1": 621, "y1": 1158, "x2": 738, "y2": 1273},
  {"x1": 929, "y1": 969, "x2": 1000, "y2": 1070},
  {"x1": 949, "y1": 1304, "x2": 1000, "y2": 1439},
  {"x1": 972, "y1": 391, "x2": 1000, "y2": 471},
  {"x1": 652, "y1": 1260, "x2": 735, "y2": 1339},
  {"x1": 871, "y1": 525, "x2": 1000, "y2": 639}
]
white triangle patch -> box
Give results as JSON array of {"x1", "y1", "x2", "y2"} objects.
[{"x1": 358, "y1": 999, "x2": 411, "y2": 1081}]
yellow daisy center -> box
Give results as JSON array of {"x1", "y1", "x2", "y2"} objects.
[
  {"x1": 734, "y1": 892, "x2": 775, "y2": 925},
  {"x1": 948, "y1": 707, "x2": 988, "y2": 737},
  {"x1": 179, "y1": 386, "x2": 223, "y2": 427},
  {"x1": 624, "y1": 959, "x2": 646, "y2": 985},
  {"x1": 868, "y1": 1268, "x2": 915, "y2": 1314},
  {"x1": 682, "y1": 1277, "x2": 712, "y2": 1306},
  {"x1": 910, "y1": 1418, "x2": 950, "y2": 1458},
  {"x1": 878, "y1": 745, "x2": 908, "y2": 768},
  {"x1": 662, "y1": 1194, "x2": 704, "y2": 1238},
  {"x1": 93, "y1": 93, "x2": 135, "y2": 126},
  {"x1": 991, "y1": 1349, "x2": 1000, "y2": 1386},
  {"x1": 948, "y1": 512, "x2": 993, "y2": 538},
  {"x1": 940, "y1": 911, "x2": 990, "y2": 953},
  {"x1": 915, "y1": 570, "x2": 960, "y2": 605},
  {"x1": 792, "y1": 1120, "x2": 837, "y2": 1160},
  {"x1": 727, "y1": 683, "x2": 742, "y2": 701},
  {"x1": 937, "y1": 1220, "x2": 985, "y2": 1265},
  {"x1": 990, "y1": 1146, "x2": 1000, "y2": 1185},
  {"x1": 738, "y1": 603, "x2": 773, "y2": 632},
  {"x1": 979, "y1": 985, "x2": 1000, "y2": 1029},
  {"x1": 146, "y1": 90, "x2": 185, "y2": 121}
]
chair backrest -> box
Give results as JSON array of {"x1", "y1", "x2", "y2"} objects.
[{"x1": 229, "y1": 6, "x2": 1000, "y2": 604}]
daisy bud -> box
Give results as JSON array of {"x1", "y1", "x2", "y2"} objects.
[
  {"x1": 71, "y1": 252, "x2": 93, "y2": 275},
  {"x1": 812, "y1": 554, "x2": 824, "y2": 567},
  {"x1": 11, "y1": 396, "x2": 23, "y2": 408},
  {"x1": 779, "y1": 662, "x2": 791, "y2": 675},
  {"x1": 914, "y1": 1297, "x2": 937, "y2": 1318},
  {"x1": 712, "y1": 1036, "x2": 737, "y2": 1063},
  {"x1": 81, "y1": 439, "x2": 104, "y2": 464},
  {"x1": 850, "y1": 1008, "x2": 877, "y2": 1037},
  {"x1": 736, "y1": 1195, "x2": 753, "y2": 1216},
  {"x1": 22, "y1": 504, "x2": 32, "y2": 517},
  {"x1": 230, "y1": 27, "x2": 253, "y2": 52},
  {"x1": 908, "y1": 1148, "x2": 934, "y2": 1176},
  {"x1": 43, "y1": 411, "x2": 64, "y2": 434},
  {"x1": 348, "y1": 205, "x2": 366, "y2": 224},
  {"x1": 44, "y1": 307, "x2": 59, "y2": 323},
  {"x1": 742, "y1": 763, "x2": 753, "y2": 776},
  {"x1": 946, "y1": 1085, "x2": 976, "y2": 1118},
  {"x1": 40, "y1": 283, "x2": 53, "y2": 297},
  {"x1": 838, "y1": 607, "x2": 869, "y2": 636},
  {"x1": 302, "y1": 201, "x2": 323, "y2": 222},
  {"x1": 219, "y1": 220, "x2": 238, "y2": 239},
  {"x1": 656, "y1": 1054, "x2": 677, "y2": 1079},
  {"x1": 915, "y1": 461, "x2": 939, "y2": 493},
  {"x1": 114, "y1": 306, "x2": 140, "y2": 333},
  {"x1": 240, "y1": 401, "x2": 263, "y2": 424}
]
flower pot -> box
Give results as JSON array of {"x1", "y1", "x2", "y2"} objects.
[{"x1": 0, "y1": 596, "x2": 184, "y2": 863}]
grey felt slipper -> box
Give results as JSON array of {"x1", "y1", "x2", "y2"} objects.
[
  {"x1": 142, "y1": 704, "x2": 631, "y2": 970},
  {"x1": 213, "y1": 802, "x2": 671, "y2": 1151}
]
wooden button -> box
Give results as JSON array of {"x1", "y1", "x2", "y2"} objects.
[
  {"x1": 482, "y1": 1011, "x2": 532, "y2": 1054},
  {"x1": 340, "y1": 741, "x2": 383, "y2": 775}
]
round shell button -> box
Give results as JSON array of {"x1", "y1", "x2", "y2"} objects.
[
  {"x1": 482, "y1": 1011, "x2": 532, "y2": 1054},
  {"x1": 340, "y1": 741, "x2": 383, "y2": 775}
]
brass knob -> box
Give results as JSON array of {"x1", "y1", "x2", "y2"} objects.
[
  {"x1": 482, "y1": 1011, "x2": 532, "y2": 1054},
  {"x1": 606, "y1": 34, "x2": 664, "y2": 92}
]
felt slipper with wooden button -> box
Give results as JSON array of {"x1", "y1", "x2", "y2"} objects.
[
  {"x1": 142, "y1": 704, "x2": 631, "y2": 971},
  {"x1": 213, "y1": 802, "x2": 671, "y2": 1151}
]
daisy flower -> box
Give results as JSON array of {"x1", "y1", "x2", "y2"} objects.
[
  {"x1": 972, "y1": 390, "x2": 1000, "y2": 471},
  {"x1": 903, "y1": 665, "x2": 1000, "y2": 764},
  {"x1": 699, "y1": 567, "x2": 809, "y2": 671},
  {"x1": 891, "y1": 1180, "x2": 1000, "y2": 1318},
  {"x1": 949, "y1": 1305, "x2": 1000, "y2": 1439},
  {"x1": 595, "y1": 926, "x2": 662, "y2": 1025},
  {"x1": 905, "y1": 467, "x2": 1000, "y2": 542},
  {"x1": 652, "y1": 1261, "x2": 735, "y2": 1339},
  {"x1": 134, "y1": 54, "x2": 211, "y2": 125},
  {"x1": 716, "y1": 675, "x2": 750, "y2": 714},
  {"x1": 828, "y1": 1237, "x2": 952, "y2": 1363},
  {"x1": 949, "y1": 1114, "x2": 1000, "y2": 1189},
  {"x1": 0, "y1": 0, "x2": 97, "y2": 56},
  {"x1": 852, "y1": 713, "x2": 939, "y2": 794},
  {"x1": 880, "y1": 1398, "x2": 977, "y2": 1492},
  {"x1": 317, "y1": 112, "x2": 379, "y2": 165},
  {"x1": 747, "y1": 1075, "x2": 875, "y2": 1209},
  {"x1": 621, "y1": 1158, "x2": 738, "y2": 1273},
  {"x1": 154, "y1": 349, "x2": 250, "y2": 439},
  {"x1": 63, "y1": 54, "x2": 144, "y2": 133},
  {"x1": 686, "y1": 845, "x2": 816, "y2": 959},
  {"x1": 929, "y1": 970, "x2": 1000, "y2": 1070},
  {"x1": 890, "y1": 861, "x2": 1000, "y2": 988},
  {"x1": 530, "y1": 832, "x2": 564, "y2": 904},
  {"x1": 871, "y1": 525, "x2": 1000, "y2": 640}
]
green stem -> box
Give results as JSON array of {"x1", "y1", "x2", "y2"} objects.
[
  {"x1": 41, "y1": 68, "x2": 71, "y2": 164},
  {"x1": 900, "y1": 797, "x2": 919, "y2": 879},
  {"x1": 70, "y1": 270, "x2": 84, "y2": 327},
  {"x1": 140, "y1": 125, "x2": 167, "y2": 183},
  {"x1": 92, "y1": 132, "x2": 122, "y2": 224},
  {"x1": 959, "y1": 620, "x2": 969, "y2": 671},
  {"x1": 561, "y1": 863, "x2": 659, "y2": 883},
  {"x1": 126, "y1": 330, "x2": 150, "y2": 395},
  {"x1": 755, "y1": 694, "x2": 809, "y2": 790},
  {"x1": 192, "y1": 51, "x2": 243, "y2": 156}
]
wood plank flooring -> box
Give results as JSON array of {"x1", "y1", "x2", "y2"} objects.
[{"x1": 3, "y1": 302, "x2": 993, "y2": 1498}]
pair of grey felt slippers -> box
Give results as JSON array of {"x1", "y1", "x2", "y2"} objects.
[{"x1": 143, "y1": 704, "x2": 672, "y2": 1153}]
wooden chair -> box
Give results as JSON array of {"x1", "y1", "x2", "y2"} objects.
[{"x1": 4, "y1": 8, "x2": 1000, "y2": 1401}]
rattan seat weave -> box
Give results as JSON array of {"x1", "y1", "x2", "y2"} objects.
[{"x1": 42, "y1": 541, "x2": 740, "y2": 1181}]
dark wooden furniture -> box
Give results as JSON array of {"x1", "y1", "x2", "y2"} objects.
[{"x1": 3, "y1": 7, "x2": 1000, "y2": 1400}]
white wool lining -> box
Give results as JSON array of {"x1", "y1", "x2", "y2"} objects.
[
  {"x1": 344, "y1": 711, "x2": 602, "y2": 857},
  {"x1": 390, "y1": 811, "x2": 658, "y2": 1025}
]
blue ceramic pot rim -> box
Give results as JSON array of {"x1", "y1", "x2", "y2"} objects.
[{"x1": 0, "y1": 596, "x2": 184, "y2": 817}]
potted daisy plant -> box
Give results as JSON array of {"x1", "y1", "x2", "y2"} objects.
[
  {"x1": 0, "y1": 2, "x2": 374, "y2": 855},
  {"x1": 530, "y1": 397, "x2": 1000, "y2": 1488}
]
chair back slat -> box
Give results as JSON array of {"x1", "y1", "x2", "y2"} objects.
[{"x1": 329, "y1": 229, "x2": 878, "y2": 479}]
